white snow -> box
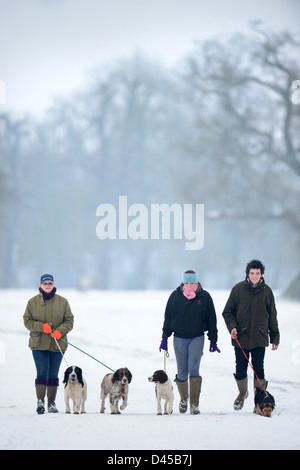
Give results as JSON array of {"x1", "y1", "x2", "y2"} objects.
[{"x1": 0, "y1": 289, "x2": 299, "y2": 450}]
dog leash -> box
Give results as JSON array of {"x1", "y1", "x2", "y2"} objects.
[
  {"x1": 47, "y1": 323, "x2": 115, "y2": 373},
  {"x1": 163, "y1": 349, "x2": 169, "y2": 373},
  {"x1": 59, "y1": 337, "x2": 115, "y2": 372},
  {"x1": 234, "y1": 336, "x2": 268, "y2": 398},
  {"x1": 53, "y1": 336, "x2": 70, "y2": 368}
]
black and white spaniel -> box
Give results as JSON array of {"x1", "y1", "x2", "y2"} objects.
[
  {"x1": 100, "y1": 367, "x2": 132, "y2": 414},
  {"x1": 63, "y1": 366, "x2": 87, "y2": 414},
  {"x1": 148, "y1": 369, "x2": 174, "y2": 415}
]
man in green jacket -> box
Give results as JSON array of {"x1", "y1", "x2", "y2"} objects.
[
  {"x1": 23, "y1": 273, "x2": 74, "y2": 414},
  {"x1": 222, "y1": 259, "x2": 279, "y2": 411}
]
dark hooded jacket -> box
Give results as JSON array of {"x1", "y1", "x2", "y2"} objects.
[
  {"x1": 222, "y1": 277, "x2": 280, "y2": 350},
  {"x1": 162, "y1": 284, "x2": 218, "y2": 342}
]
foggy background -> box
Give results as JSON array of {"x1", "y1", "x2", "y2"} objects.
[{"x1": 0, "y1": 0, "x2": 299, "y2": 293}]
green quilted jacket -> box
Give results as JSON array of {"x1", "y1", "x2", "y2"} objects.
[{"x1": 23, "y1": 292, "x2": 74, "y2": 352}]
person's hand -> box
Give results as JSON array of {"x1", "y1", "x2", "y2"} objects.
[
  {"x1": 209, "y1": 342, "x2": 221, "y2": 353},
  {"x1": 51, "y1": 330, "x2": 62, "y2": 340},
  {"x1": 159, "y1": 338, "x2": 168, "y2": 352},
  {"x1": 231, "y1": 328, "x2": 237, "y2": 339},
  {"x1": 271, "y1": 343, "x2": 279, "y2": 350},
  {"x1": 42, "y1": 322, "x2": 53, "y2": 334}
]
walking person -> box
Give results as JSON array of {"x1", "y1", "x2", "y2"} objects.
[
  {"x1": 222, "y1": 259, "x2": 280, "y2": 411},
  {"x1": 159, "y1": 270, "x2": 220, "y2": 414},
  {"x1": 23, "y1": 274, "x2": 74, "y2": 414}
]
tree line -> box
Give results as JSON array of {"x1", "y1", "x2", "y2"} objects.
[{"x1": 0, "y1": 26, "x2": 299, "y2": 291}]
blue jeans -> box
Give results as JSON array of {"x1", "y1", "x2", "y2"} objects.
[
  {"x1": 173, "y1": 335, "x2": 204, "y2": 382},
  {"x1": 32, "y1": 350, "x2": 64, "y2": 386}
]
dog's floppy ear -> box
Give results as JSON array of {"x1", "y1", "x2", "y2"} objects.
[
  {"x1": 112, "y1": 370, "x2": 119, "y2": 383},
  {"x1": 267, "y1": 392, "x2": 275, "y2": 407},
  {"x1": 126, "y1": 368, "x2": 132, "y2": 384},
  {"x1": 76, "y1": 367, "x2": 84, "y2": 388},
  {"x1": 159, "y1": 370, "x2": 168, "y2": 383},
  {"x1": 153, "y1": 370, "x2": 167, "y2": 383},
  {"x1": 63, "y1": 367, "x2": 71, "y2": 387}
]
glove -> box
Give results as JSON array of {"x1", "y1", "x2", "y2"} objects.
[
  {"x1": 159, "y1": 337, "x2": 168, "y2": 352},
  {"x1": 42, "y1": 322, "x2": 53, "y2": 334},
  {"x1": 51, "y1": 329, "x2": 62, "y2": 340},
  {"x1": 209, "y1": 342, "x2": 221, "y2": 353}
]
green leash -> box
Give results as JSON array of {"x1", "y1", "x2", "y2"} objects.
[
  {"x1": 48, "y1": 323, "x2": 115, "y2": 373},
  {"x1": 59, "y1": 338, "x2": 115, "y2": 373}
]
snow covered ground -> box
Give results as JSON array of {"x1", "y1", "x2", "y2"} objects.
[{"x1": 0, "y1": 289, "x2": 299, "y2": 451}]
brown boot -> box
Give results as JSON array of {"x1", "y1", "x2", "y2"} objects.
[
  {"x1": 47, "y1": 386, "x2": 59, "y2": 413},
  {"x1": 174, "y1": 376, "x2": 189, "y2": 413},
  {"x1": 189, "y1": 376, "x2": 202, "y2": 415},
  {"x1": 35, "y1": 383, "x2": 47, "y2": 414},
  {"x1": 254, "y1": 378, "x2": 268, "y2": 392},
  {"x1": 234, "y1": 375, "x2": 249, "y2": 411}
]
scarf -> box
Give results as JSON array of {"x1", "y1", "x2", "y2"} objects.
[
  {"x1": 246, "y1": 277, "x2": 264, "y2": 289},
  {"x1": 39, "y1": 286, "x2": 57, "y2": 300},
  {"x1": 182, "y1": 283, "x2": 198, "y2": 299}
]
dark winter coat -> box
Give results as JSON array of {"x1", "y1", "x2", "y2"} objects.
[
  {"x1": 222, "y1": 278, "x2": 280, "y2": 350},
  {"x1": 162, "y1": 284, "x2": 218, "y2": 342},
  {"x1": 23, "y1": 292, "x2": 74, "y2": 352}
]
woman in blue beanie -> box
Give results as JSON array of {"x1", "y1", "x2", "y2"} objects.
[
  {"x1": 23, "y1": 274, "x2": 74, "y2": 414},
  {"x1": 159, "y1": 270, "x2": 220, "y2": 414}
]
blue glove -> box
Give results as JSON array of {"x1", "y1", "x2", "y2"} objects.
[
  {"x1": 159, "y1": 338, "x2": 168, "y2": 352},
  {"x1": 209, "y1": 342, "x2": 221, "y2": 353}
]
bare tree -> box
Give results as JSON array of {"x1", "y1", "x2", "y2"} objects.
[{"x1": 180, "y1": 25, "x2": 300, "y2": 223}]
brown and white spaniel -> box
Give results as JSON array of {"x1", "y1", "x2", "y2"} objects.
[{"x1": 100, "y1": 367, "x2": 132, "y2": 414}]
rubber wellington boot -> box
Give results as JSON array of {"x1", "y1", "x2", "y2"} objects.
[
  {"x1": 35, "y1": 384, "x2": 47, "y2": 414},
  {"x1": 189, "y1": 376, "x2": 202, "y2": 415},
  {"x1": 254, "y1": 378, "x2": 268, "y2": 393},
  {"x1": 174, "y1": 376, "x2": 189, "y2": 413},
  {"x1": 47, "y1": 386, "x2": 59, "y2": 413},
  {"x1": 234, "y1": 375, "x2": 249, "y2": 410}
]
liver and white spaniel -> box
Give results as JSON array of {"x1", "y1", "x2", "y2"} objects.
[
  {"x1": 100, "y1": 367, "x2": 132, "y2": 414},
  {"x1": 148, "y1": 369, "x2": 174, "y2": 415}
]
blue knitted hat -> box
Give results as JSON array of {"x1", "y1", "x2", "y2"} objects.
[{"x1": 183, "y1": 271, "x2": 198, "y2": 284}]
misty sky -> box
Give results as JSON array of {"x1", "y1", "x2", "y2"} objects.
[{"x1": 0, "y1": 0, "x2": 299, "y2": 116}]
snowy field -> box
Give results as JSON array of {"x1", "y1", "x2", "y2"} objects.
[{"x1": 0, "y1": 289, "x2": 299, "y2": 451}]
